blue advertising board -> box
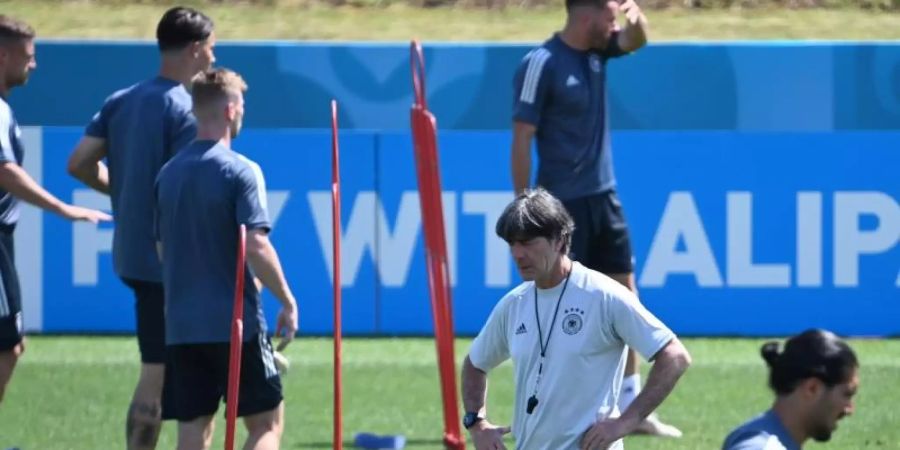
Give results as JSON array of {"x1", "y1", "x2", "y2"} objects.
[
  {"x1": 18, "y1": 127, "x2": 898, "y2": 336},
  {"x1": 10, "y1": 41, "x2": 900, "y2": 131},
  {"x1": 8, "y1": 41, "x2": 898, "y2": 336}
]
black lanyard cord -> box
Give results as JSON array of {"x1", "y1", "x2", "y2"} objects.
[
  {"x1": 534, "y1": 267, "x2": 572, "y2": 360},
  {"x1": 527, "y1": 266, "x2": 572, "y2": 415}
]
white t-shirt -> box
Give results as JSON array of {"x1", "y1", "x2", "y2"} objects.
[{"x1": 468, "y1": 261, "x2": 675, "y2": 450}]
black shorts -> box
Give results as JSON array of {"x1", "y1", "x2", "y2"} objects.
[
  {"x1": 563, "y1": 191, "x2": 634, "y2": 274},
  {"x1": 0, "y1": 227, "x2": 23, "y2": 352},
  {"x1": 122, "y1": 278, "x2": 166, "y2": 364},
  {"x1": 166, "y1": 334, "x2": 283, "y2": 422}
]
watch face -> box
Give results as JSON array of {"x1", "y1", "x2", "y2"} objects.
[{"x1": 463, "y1": 413, "x2": 480, "y2": 428}]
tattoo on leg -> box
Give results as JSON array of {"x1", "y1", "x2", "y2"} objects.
[{"x1": 126, "y1": 401, "x2": 162, "y2": 449}]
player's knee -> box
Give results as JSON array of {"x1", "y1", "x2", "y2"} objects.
[
  {"x1": 0, "y1": 349, "x2": 22, "y2": 404},
  {"x1": 137, "y1": 363, "x2": 165, "y2": 387},
  {"x1": 177, "y1": 418, "x2": 215, "y2": 450},
  {"x1": 245, "y1": 409, "x2": 284, "y2": 438},
  {"x1": 132, "y1": 364, "x2": 165, "y2": 406},
  {"x1": 246, "y1": 418, "x2": 283, "y2": 438}
]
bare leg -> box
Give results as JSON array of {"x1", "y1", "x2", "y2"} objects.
[
  {"x1": 178, "y1": 415, "x2": 215, "y2": 450},
  {"x1": 127, "y1": 363, "x2": 165, "y2": 450},
  {"x1": 243, "y1": 401, "x2": 285, "y2": 450},
  {"x1": 0, "y1": 339, "x2": 24, "y2": 405}
]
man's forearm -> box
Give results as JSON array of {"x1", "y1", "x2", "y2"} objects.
[
  {"x1": 619, "y1": 340, "x2": 690, "y2": 426},
  {"x1": 247, "y1": 238, "x2": 295, "y2": 308},
  {"x1": 511, "y1": 130, "x2": 533, "y2": 195},
  {"x1": 622, "y1": 20, "x2": 647, "y2": 48},
  {"x1": 618, "y1": 7, "x2": 648, "y2": 52},
  {"x1": 72, "y1": 161, "x2": 110, "y2": 194},
  {"x1": 0, "y1": 163, "x2": 66, "y2": 215},
  {"x1": 461, "y1": 356, "x2": 489, "y2": 416}
]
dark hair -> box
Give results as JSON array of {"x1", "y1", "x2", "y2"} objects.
[
  {"x1": 495, "y1": 187, "x2": 575, "y2": 254},
  {"x1": 565, "y1": 0, "x2": 612, "y2": 12},
  {"x1": 156, "y1": 6, "x2": 214, "y2": 52},
  {"x1": 0, "y1": 15, "x2": 35, "y2": 43},
  {"x1": 761, "y1": 329, "x2": 858, "y2": 395}
]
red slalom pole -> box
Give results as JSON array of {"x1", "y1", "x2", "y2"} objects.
[
  {"x1": 225, "y1": 224, "x2": 247, "y2": 450},
  {"x1": 331, "y1": 100, "x2": 344, "y2": 450},
  {"x1": 409, "y1": 40, "x2": 465, "y2": 450}
]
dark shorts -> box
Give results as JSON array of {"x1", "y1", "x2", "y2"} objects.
[
  {"x1": 166, "y1": 334, "x2": 283, "y2": 422},
  {"x1": 563, "y1": 191, "x2": 634, "y2": 274},
  {"x1": 0, "y1": 227, "x2": 23, "y2": 352},
  {"x1": 122, "y1": 278, "x2": 166, "y2": 364}
]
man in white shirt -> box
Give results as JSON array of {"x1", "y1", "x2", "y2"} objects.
[{"x1": 461, "y1": 188, "x2": 691, "y2": 450}]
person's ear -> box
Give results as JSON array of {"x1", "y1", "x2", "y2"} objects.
[{"x1": 801, "y1": 377, "x2": 824, "y2": 401}]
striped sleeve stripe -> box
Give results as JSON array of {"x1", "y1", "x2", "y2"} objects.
[
  {"x1": 0, "y1": 273, "x2": 8, "y2": 317},
  {"x1": 0, "y1": 103, "x2": 14, "y2": 160},
  {"x1": 763, "y1": 436, "x2": 788, "y2": 450},
  {"x1": 519, "y1": 48, "x2": 551, "y2": 105},
  {"x1": 259, "y1": 333, "x2": 278, "y2": 378}
]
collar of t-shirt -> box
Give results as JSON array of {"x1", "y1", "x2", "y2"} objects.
[
  {"x1": 535, "y1": 272, "x2": 568, "y2": 297},
  {"x1": 762, "y1": 409, "x2": 802, "y2": 450},
  {"x1": 551, "y1": 33, "x2": 590, "y2": 57},
  {"x1": 154, "y1": 75, "x2": 182, "y2": 88},
  {"x1": 186, "y1": 139, "x2": 221, "y2": 152},
  {"x1": 533, "y1": 267, "x2": 576, "y2": 342}
]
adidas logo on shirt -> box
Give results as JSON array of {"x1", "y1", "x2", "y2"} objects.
[
  {"x1": 566, "y1": 75, "x2": 580, "y2": 87},
  {"x1": 516, "y1": 323, "x2": 528, "y2": 335}
]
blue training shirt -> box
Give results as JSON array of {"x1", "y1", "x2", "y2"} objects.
[
  {"x1": 0, "y1": 96, "x2": 26, "y2": 228},
  {"x1": 512, "y1": 33, "x2": 628, "y2": 201},
  {"x1": 86, "y1": 76, "x2": 196, "y2": 282},
  {"x1": 722, "y1": 410, "x2": 801, "y2": 450},
  {"x1": 155, "y1": 140, "x2": 270, "y2": 345}
]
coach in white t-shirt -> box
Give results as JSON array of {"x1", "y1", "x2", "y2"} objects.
[{"x1": 461, "y1": 188, "x2": 692, "y2": 450}]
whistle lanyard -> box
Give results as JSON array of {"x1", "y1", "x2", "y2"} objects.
[{"x1": 528, "y1": 269, "x2": 571, "y2": 413}]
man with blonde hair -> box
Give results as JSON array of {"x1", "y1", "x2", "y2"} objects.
[
  {"x1": 155, "y1": 67, "x2": 298, "y2": 450},
  {"x1": 0, "y1": 14, "x2": 110, "y2": 407}
]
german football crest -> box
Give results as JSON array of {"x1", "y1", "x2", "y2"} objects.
[
  {"x1": 562, "y1": 308, "x2": 584, "y2": 335},
  {"x1": 589, "y1": 55, "x2": 601, "y2": 73}
]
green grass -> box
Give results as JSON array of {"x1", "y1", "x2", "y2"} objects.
[
  {"x1": 0, "y1": 337, "x2": 897, "y2": 449},
  {"x1": 2, "y1": 0, "x2": 900, "y2": 41}
]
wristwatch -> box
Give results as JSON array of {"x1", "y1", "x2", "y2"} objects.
[{"x1": 462, "y1": 412, "x2": 484, "y2": 429}]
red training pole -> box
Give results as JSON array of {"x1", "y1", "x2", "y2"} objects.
[
  {"x1": 225, "y1": 224, "x2": 247, "y2": 450},
  {"x1": 331, "y1": 99, "x2": 344, "y2": 450},
  {"x1": 409, "y1": 40, "x2": 465, "y2": 450}
]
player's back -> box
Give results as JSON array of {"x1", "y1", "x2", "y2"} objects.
[
  {"x1": 155, "y1": 140, "x2": 266, "y2": 345},
  {"x1": 722, "y1": 410, "x2": 800, "y2": 450},
  {"x1": 87, "y1": 76, "x2": 195, "y2": 283}
]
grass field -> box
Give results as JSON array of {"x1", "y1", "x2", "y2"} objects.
[
  {"x1": 0, "y1": 336, "x2": 897, "y2": 449},
  {"x1": 3, "y1": 0, "x2": 900, "y2": 41}
]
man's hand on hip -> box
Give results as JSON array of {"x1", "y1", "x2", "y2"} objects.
[
  {"x1": 470, "y1": 420, "x2": 511, "y2": 450},
  {"x1": 580, "y1": 416, "x2": 636, "y2": 450}
]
